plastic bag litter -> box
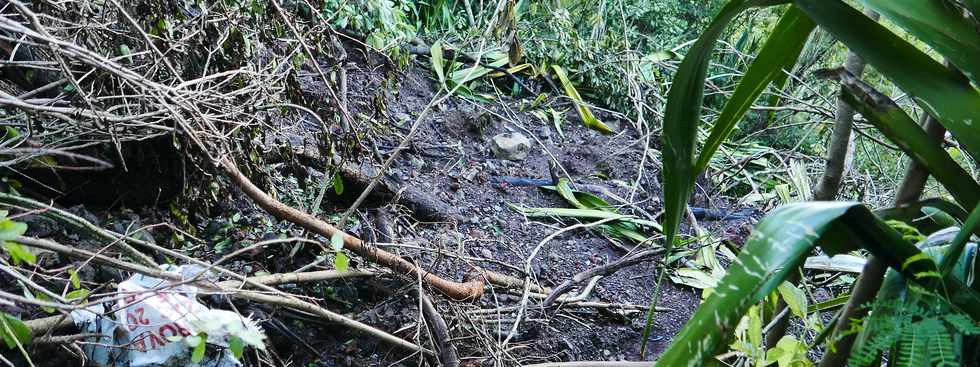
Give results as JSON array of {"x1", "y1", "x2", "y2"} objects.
[{"x1": 70, "y1": 264, "x2": 265, "y2": 366}]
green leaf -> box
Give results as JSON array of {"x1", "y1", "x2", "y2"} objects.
[
  {"x1": 191, "y1": 334, "x2": 207, "y2": 363},
  {"x1": 69, "y1": 268, "x2": 81, "y2": 290},
  {"x1": 938, "y1": 202, "x2": 980, "y2": 276},
  {"x1": 33, "y1": 292, "x2": 56, "y2": 314},
  {"x1": 651, "y1": 0, "x2": 789, "y2": 353},
  {"x1": 334, "y1": 251, "x2": 349, "y2": 272},
  {"x1": 3, "y1": 242, "x2": 35, "y2": 266},
  {"x1": 66, "y1": 289, "x2": 90, "y2": 301},
  {"x1": 0, "y1": 313, "x2": 31, "y2": 349},
  {"x1": 330, "y1": 232, "x2": 344, "y2": 251},
  {"x1": 795, "y1": 0, "x2": 980, "y2": 162},
  {"x1": 656, "y1": 202, "x2": 980, "y2": 365},
  {"x1": 0, "y1": 218, "x2": 27, "y2": 241},
  {"x1": 430, "y1": 41, "x2": 446, "y2": 87},
  {"x1": 776, "y1": 281, "x2": 807, "y2": 318},
  {"x1": 859, "y1": 0, "x2": 980, "y2": 84},
  {"x1": 816, "y1": 67, "x2": 980, "y2": 210},
  {"x1": 693, "y1": 5, "x2": 816, "y2": 174},
  {"x1": 229, "y1": 335, "x2": 245, "y2": 359},
  {"x1": 550, "y1": 65, "x2": 614, "y2": 134},
  {"x1": 331, "y1": 173, "x2": 344, "y2": 195}
]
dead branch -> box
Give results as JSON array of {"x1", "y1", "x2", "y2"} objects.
[
  {"x1": 543, "y1": 248, "x2": 663, "y2": 307},
  {"x1": 221, "y1": 158, "x2": 486, "y2": 300},
  {"x1": 12, "y1": 236, "x2": 431, "y2": 354},
  {"x1": 419, "y1": 291, "x2": 460, "y2": 367}
]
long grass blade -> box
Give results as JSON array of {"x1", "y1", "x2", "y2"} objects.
[
  {"x1": 648, "y1": 0, "x2": 790, "y2": 354},
  {"x1": 693, "y1": 5, "x2": 815, "y2": 174}
]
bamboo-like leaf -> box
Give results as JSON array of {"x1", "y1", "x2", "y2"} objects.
[
  {"x1": 816, "y1": 67, "x2": 980, "y2": 210},
  {"x1": 859, "y1": 0, "x2": 980, "y2": 84},
  {"x1": 655, "y1": 202, "x2": 980, "y2": 365},
  {"x1": 693, "y1": 5, "x2": 815, "y2": 174},
  {"x1": 650, "y1": 0, "x2": 789, "y2": 353},
  {"x1": 550, "y1": 65, "x2": 614, "y2": 134},
  {"x1": 430, "y1": 41, "x2": 446, "y2": 87},
  {"x1": 795, "y1": 0, "x2": 980, "y2": 162}
]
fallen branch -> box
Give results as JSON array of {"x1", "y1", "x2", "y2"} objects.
[
  {"x1": 221, "y1": 158, "x2": 486, "y2": 300},
  {"x1": 419, "y1": 291, "x2": 460, "y2": 367},
  {"x1": 543, "y1": 248, "x2": 663, "y2": 307},
  {"x1": 13, "y1": 236, "x2": 430, "y2": 354}
]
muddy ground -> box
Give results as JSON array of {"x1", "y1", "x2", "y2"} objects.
[{"x1": 7, "y1": 55, "x2": 761, "y2": 366}]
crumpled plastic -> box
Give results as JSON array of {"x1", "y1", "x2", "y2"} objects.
[{"x1": 70, "y1": 264, "x2": 264, "y2": 366}]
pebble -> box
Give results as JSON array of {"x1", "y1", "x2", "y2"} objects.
[
  {"x1": 490, "y1": 132, "x2": 531, "y2": 161},
  {"x1": 480, "y1": 249, "x2": 493, "y2": 259}
]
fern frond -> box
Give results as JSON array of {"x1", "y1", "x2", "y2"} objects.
[
  {"x1": 896, "y1": 325, "x2": 929, "y2": 367},
  {"x1": 923, "y1": 318, "x2": 959, "y2": 367},
  {"x1": 944, "y1": 313, "x2": 980, "y2": 335}
]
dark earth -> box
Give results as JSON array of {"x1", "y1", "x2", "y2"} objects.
[{"x1": 6, "y1": 52, "x2": 762, "y2": 366}]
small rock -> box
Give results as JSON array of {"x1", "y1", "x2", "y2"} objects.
[
  {"x1": 490, "y1": 133, "x2": 531, "y2": 161},
  {"x1": 602, "y1": 349, "x2": 612, "y2": 358},
  {"x1": 480, "y1": 249, "x2": 493, "y2": 259}
]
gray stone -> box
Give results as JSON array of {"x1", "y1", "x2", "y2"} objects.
[{"x1": 490, "y1": 132, "x2": 531, "y2": 161}]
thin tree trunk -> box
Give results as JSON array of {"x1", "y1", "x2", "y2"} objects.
[
  {"x1": 811, "y1": 11, "x2": 879, "y2": 202},
  {"x1": 765, "y1": 10, "x2": 879, "y2": 351},
  {"x1": 818, "y1": 112, "x2": 946, "y2": 367}
]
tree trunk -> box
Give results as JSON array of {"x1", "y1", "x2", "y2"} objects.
[
  {"x1": 766, "y1": 10, "x2": 879, "y2": 351},
  {"x1": 818, "y1": 113, "x2": 946, "y2": 367}
]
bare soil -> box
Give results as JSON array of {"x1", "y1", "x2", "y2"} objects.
[{"x1": 7, "y1": 58, "x2": 760, "y2": 366}]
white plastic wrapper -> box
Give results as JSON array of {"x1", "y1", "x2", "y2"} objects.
[{"x1": 70, "y1": 265, "x2": 264, "y2": 366}]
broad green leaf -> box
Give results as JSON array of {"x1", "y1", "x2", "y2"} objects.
[
  {"x1": 335, "y1": 251, "x2": 349, "y2": 272},
  {"x1": 0, "y1": 218, "x2": 27, "y2": 241},
  {"x1": 652, "y1": 0, "x2": 789, "y2": 353},
  {"x1": 795, "y1": 0, "x2": 980, "y2": 162},
  {"x1": 694, "y1": 5, "x2": 816, "y2": 174},
  {"x1": 430, "y1": 41, "x2": 446, "y2": 87},
  {"x1": 331, "y1": 173, "x2": 344, "y2": 195},
  {"x1": 229, "y1": 336, "x2": 245, "y2": 359},
  {"x1": 764, "y1": 335, "x2": 809, "y2": 367},
  {"x1": 816, "y1": 67, "x2": 980, "y2": 209},
  {"x1": 67, "y1": 289, "x2": 90, "y2": 300},
  {"x1": 33, "y1": 292, "x2": 57, "y2": 313},
  {"x1": 550, "y1": 65, "x2": 614, "y2": 134},
  {"x1": 0, "y1": 313, "x2": 31, "y2": 349},
  {"x1": 3, "y1": 242, "x2": 35, "y2": 266},
  {"x1": 191, "y1": 334, "x2": 206, "y2": 362},
  {"x1": 656, "y1": 202, "x2": 980, "y2": 365},
  {"x1": 776, "y1": 281, "x2": 807, "y2": 318},
  {"x1": 69, "y1": 268, "x2": 81, "y2": 290},
  {"x1": 859, "y1": 0, "x2": 980, "y2": 84}
]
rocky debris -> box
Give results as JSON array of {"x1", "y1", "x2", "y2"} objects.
[{"x1": 490, "y1": 132, "x2": 531, "y2": 161}]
